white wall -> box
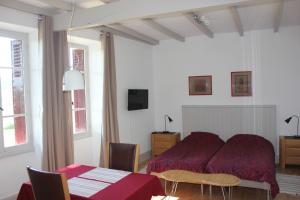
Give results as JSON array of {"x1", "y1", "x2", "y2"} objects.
[
  {"x1": 114, "y1": 36, "x2": 154, "y2": 155},
  {"x1": 153, "y1": 26, "x2": 300, "y2": 139},
  {"x1": 0, "y1": 6, "x2": 37, "y2": 31}
]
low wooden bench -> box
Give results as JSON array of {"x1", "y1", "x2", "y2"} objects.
[{"x1": 151, "y1": 170, "x2": 241, "y2": 200}]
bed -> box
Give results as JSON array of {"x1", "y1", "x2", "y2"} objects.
[
  {"x1": 206, "y1": 134, "x2": 279, "y2": 198},
  {"x1": 147, "y1": 132, "x2": 279, "y2": 199},
  {"x1": 147, "y1": 132, "x2": 225, "y2": 174}
]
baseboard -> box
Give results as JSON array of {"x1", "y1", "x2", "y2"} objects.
[
  {"x1": 139, "y1": 150, "x2": 151, "y2": 164},
  {"x1": 0, "y1": 193, "x2": 18, "y2": 200}
]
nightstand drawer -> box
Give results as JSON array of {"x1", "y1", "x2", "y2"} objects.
[
  {"x1": 154, "y1": 147, "x2": 169, "y2": 156},
  {"x1": 153, "y1": 135, "x2": 176, "y2": 142},
  {"x1": 151, "y1": 132, "x2": 180, "y2": 157},
  {"x1": 155, "y1": 141, "x2": 173, "y2": 148},
  {"x1": 285, "y1": 140, "x2": 300, "y2": 148},
  {"x1": 286, "y1": 148, "x2": 300, "y2": 156},
  {"x1": 280, "y1": 136, "x2": 300, "y2": 169},
  {"x1": 286, "y1": 156, "x2": 300, "y2": 165}
]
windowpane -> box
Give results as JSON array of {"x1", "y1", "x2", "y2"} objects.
[
  {"x1": 0, "y1": 68, "x2": 13, "y2": 116},
  {"x1": 0, "y1": 37, "x2": 13, "y2": 67},
  {"x1": 3, "y1": 116, "x2": 26, "y2": 147},
  {"x1": 73, "y1": 110, "x2": 87, "y2": 134},
  {"x1": 0, "y1": 68, "x2": 25, "y2": 116},
  {"x1": 0, "y1": 34, "x2": 30, "y2": 154},
  {"x1": 73, "y1": 90, "x2": 86, "y2": 109},
  {"x1": 13, "y1": 68, "x2": 25, "y2": 115},
  {"x1": 69, "y1": 45, "x2": 88, "y2": 135}
]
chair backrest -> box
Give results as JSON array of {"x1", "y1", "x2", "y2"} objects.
[
  {"x1": 108, "y1": 143, "x2": 140, "y2": 172},
  {"x1": 27, "y1": 166, "x2": 70, "y2": 200}
]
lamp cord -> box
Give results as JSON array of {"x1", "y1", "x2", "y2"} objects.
[
  {"x1": 297, "y1": 116, "x2": 299, "y2": 136},
  {"x1": 69, "y1": 0, "x2": 75, "y2": 30},
  {"x1": 164, "y1": 115, "x2": 167, "y2": 132},
  {"x1": 68, "y1": 0, "x2": 76, "y2": 70},
  {"x1": 291, "y1": 115, "x2": 299, "y2": 136}
]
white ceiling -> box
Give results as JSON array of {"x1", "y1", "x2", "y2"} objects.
[
  {"x1": 123, "y1": 0, "x2": 300, "y2": 40},
  {"x1": 1, "y1": 0, "x2": 300, "y2": 41},
  {"x1": 61, "y1": 0, "x2": 105, "y2": 8},
  {"x1": 17, "y1": 0, "x2": 106, "y2": 9},
  {"x1": 19, "y1": 0, "x2": 51, "y2": 8}
]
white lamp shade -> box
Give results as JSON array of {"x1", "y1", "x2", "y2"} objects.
[{"x1": 62, "y1": 69, "x2": 84, "y2": 91}]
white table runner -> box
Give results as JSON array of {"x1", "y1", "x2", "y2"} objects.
[
  {"x1": 79, "y1": 167, "x2": 132, "y2": 183},
  {"x1": 68, "y1": 177, "x2": 110, "y2": 198}
]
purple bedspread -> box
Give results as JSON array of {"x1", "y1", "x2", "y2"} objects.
[
  {"x1": 206, "y1": 134, "x2": 279, "y2": 198},
  {"x1": 147, "y1": 132, "x2": 224, "y2": 174}
]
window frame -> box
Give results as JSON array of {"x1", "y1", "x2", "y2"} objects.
[
  {"x1": 69, "y1": 43, "x2": 91, "y2": 140},
  {"x1": 0, "y1": 29, "x2": 33, "y2": 158}
]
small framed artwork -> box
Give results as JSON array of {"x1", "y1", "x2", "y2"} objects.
[
  {"x1": 231, "y1": 71, "x2": 252, "y2": 96},
  {"x1": 189, "y1": 76, "x2": 212, "y2": 95}
]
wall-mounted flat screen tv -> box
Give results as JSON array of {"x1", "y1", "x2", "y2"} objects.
[{"x1": 128, "y1": 89, "x2": 148, "y2": 111}]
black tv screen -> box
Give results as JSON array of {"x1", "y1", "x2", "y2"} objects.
[{"x1": 128, "y1": 89, "x2": 148, "y2": 111}]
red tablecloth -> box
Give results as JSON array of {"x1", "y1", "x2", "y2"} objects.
[{"x1": 17, "y1": 164, "x2": 164, "y2": 200}]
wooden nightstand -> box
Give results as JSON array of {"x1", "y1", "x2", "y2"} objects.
[
  {"x1": 151, "y1": 132, "x2": 180, "y2": 157},
  {"x1": 280, "y1": 136, "x2": 300, "y2": 169}
]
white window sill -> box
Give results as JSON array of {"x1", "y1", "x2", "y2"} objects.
[
  {"x1": 0, "y1": 145, "x2": 34, "y2": 159},
  {"x1": 74, "y1": 132, "x2": 92, "y2": 140}
]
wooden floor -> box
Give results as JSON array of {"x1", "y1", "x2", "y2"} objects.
[
  {"x1": 140, "y1": 163, "x2": 300, "y2": 200},
  {"x1": 163, "y1": 182, "x2": 300, "y2": 200},
  {"x1": 276, "y1": 165, "x2": 300, "y2": 176}
]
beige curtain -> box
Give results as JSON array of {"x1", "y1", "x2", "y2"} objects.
[
  {"x1": 100, "y1": 32, "x2": 120, "y2": 167},
  {"x1": 39, "y1": 16, "x2": 74, "y2": 171}
]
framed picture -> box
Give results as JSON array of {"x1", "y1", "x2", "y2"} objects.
[
  {"x1": 189, "y1": 76, "x2": 212, "y2": 95},
  {"x1": 231, "y1": 71, "x2": 252, "y2": 96}
]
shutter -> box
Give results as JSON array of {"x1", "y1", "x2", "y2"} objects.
[
  {"x1": 11, "y1": 40, "x2": 26, "y2": 144},
  {"x1": 72, "y1": 49, "x2": 86, "y2": 133},
  {"x1": 73, "y1": 49, "x2": 84, "y2": 70},
  {"x1": 11, "y1": 40, "x2": 23, "y2": 69}
]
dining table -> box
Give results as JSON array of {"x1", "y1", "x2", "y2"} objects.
[{"x1": 17, "y1": 164, "x2": 165, "y2": 200}]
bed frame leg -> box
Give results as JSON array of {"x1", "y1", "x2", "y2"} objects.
[
  {"x1": 267, "y1": 189, "x2": 272, "y2": 200},
  {"x1": 201, "y1": 184, "x2": 203, "y2": 196},
  {"x1": 229, "y1": 187, "x2": 234, "y2": 199}
]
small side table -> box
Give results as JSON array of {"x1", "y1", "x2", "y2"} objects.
[
  {"x1": 151, "y1": 132, "x2": 180, "y2": 157},
  {"x1": 280, "y1": 136, "x2": 300, "y2": 169}
]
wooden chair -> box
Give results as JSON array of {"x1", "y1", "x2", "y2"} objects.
[
  {"x1": 27, "y1": 166, "x2": 70, "y2": 200},
  {"x1": 106, "y1": 143, "x2": 140, "y2": 172}
]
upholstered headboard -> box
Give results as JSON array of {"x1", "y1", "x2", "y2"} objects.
[{"x1": 182, "y1": 105, "x2": 278, "y2": 155}]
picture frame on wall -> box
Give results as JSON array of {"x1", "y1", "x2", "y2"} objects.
[
  {"x1": 189, "y1": 75, "x2": 212, "y2": 95},
  {"x1": 231, "y1": 71, "x2": 252, "y2": 96}
]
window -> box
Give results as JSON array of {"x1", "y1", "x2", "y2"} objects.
[
  {"x1": 0, "y1": 31, "x2": 32, "y2": 156},
  {"x1": 69, "y1": 44, "x2": 89, "y2": 137}
]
